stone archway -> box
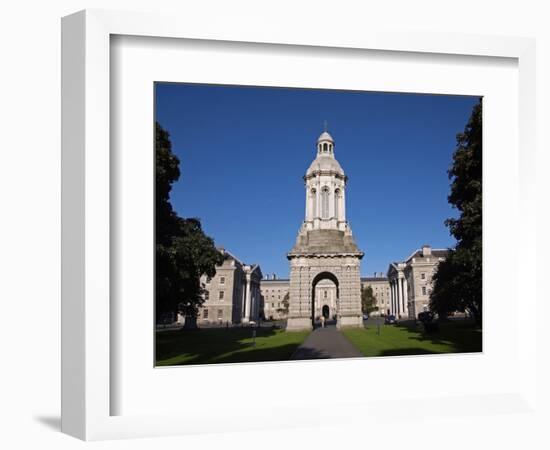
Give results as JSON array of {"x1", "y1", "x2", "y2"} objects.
[
  {"x1": 311, "y1": 271, "x2": 339, "y2": 327},
  {"x1": 286, "y1": 255, "x2": 363, "y2": 330}
]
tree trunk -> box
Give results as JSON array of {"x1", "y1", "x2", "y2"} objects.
[{"x1": 182, "y1": 315, "x2": 198, "y2": 329}]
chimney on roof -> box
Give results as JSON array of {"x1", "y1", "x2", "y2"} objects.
[{"x1": 422, "y1": 244, "x2": 432, "y2": 257}]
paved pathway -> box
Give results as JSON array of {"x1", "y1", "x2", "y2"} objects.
[{"x1": 290, "y1": 324, "x2": 362, "y2": 360}]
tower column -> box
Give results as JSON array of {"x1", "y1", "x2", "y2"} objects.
[
  {"x1": 403, "y1": 277, "x2": 409, "y2": 318},
  {"x1": 341, "y1": 189, "x2": 346, "y2": 222},
  {"x1": 390, "y1": 280, "x2": 394, "y2": 315},
  {"x1": 305, "y1": 185, "x2": 309, "y2": 221},
  {"x1": 243, "y1": 275, "x2": 251, "y2": 323},
  {"x1": 396, "y1": 279, "x2": 400, "y2": 316}
]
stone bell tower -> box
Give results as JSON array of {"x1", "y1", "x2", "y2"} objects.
[{"x1": 286, "y1": 130, "x2": 364, "y2": 331}]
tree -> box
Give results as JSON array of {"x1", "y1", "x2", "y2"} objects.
[
  {"x1": 155, "y1": 122, "x2": 224, "y2": 325},
  {"x1": 430, "y1": 100, "x2": 482, "y2": 325},
  {"x1": 276, "y1": 292, "x2": 290, "y2": 317},
  {"x1": 361, "y1": 286, "x2": 378, "y2": 314}
]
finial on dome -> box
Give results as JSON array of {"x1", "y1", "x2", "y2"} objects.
[{"x1": 324, "y1": 120, "x2": 328, "y2": 132}]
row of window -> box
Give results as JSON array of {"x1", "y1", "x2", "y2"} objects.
[
  {"x1": 206, "y1": 276, "x2": 225, "y2": 285},
  {"x1": 204, "y1": 290, "x2": 224, "y2": 301},
  {"x1": 265, "y1": 302, "x2": 282, "y2": 309},
  {"x1": 202, "y1": 308, "x2": 224, "y2": 319}
]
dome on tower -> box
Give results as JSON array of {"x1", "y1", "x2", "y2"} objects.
[
  {"x1": 317, "y1": 131, "x2": 334, "y2": 143},
  {"x1": 306, "y1": 155, "x2": 344, "y2": 176}
]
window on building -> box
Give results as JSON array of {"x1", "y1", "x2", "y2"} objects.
[
  {"x1": 217, "y1": 309, "x2": 223, "y2": 319},
  {"x1": 204, "y1": 290, "x2": 209, "y2": 300},
  {"x1": 203, "y1": 309, "x2": 209, "y2": 319},
  {"x1": 272, "y1": 303, "x2": 275, "y2": 308},
  {"x1": 321, "y1": 187, "x2": 330, "y2": 219},
  {"x1": 220, "y1": 276, "x2": 225, "y2": 284},
  {"x1": 219, "y1": 291, "x2": 225, "y2": 300},
  {"x1": 421, "y1": 273, "x2": 426, "y2": 280},
  {"x1": 422, "y1": 286, "x2": 427, "y2": 295},
  {"x1": 324, "y1": 290, "x2": 328, "y2": 299}
]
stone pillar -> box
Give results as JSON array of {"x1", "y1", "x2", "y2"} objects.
[
  {"x1": 390, "y1": 280, "x2": 394, "y2": 315},
  {"x1": 243, "y1": 275, "x2": 251, "y2": 323},
  {"x1": 287, "y1": 264, "x2": 313, "y2": 331},
  {"x1": 316, "y1": 179, "x2": 321, "y2": 219},
  {"x1": 305, "y1": 186, "x2": 309, "y2": 221},
  {"x1": 241, "y1": 281, "x2": 246, "y2": 320},
  {"x1": 329, "y1": 185, "x2": 335, "y2": 219},
  {"x1": 403, "y1": 277, "x2": 409, "y2": 319},
  {"x1": 337, "y1": 263, "x2": 363, "y2": 329},
  {"x1": 395, "y1": 275, "x2": 402, "y2": 317},
  {"x1": 399, "y1": 277, "x2": 405, "y2": 318},
  {"x1": 394, "y1": 280, "x2": 398, "y2": 315},
  {"x1": 250, "y1": 283, "x2": 256, "y2": 320},
  {"x1": 341, "y1": 189, "x2": 346, "y2": 222}
]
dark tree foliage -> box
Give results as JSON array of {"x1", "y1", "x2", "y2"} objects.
[
  {"x1": 430, "y1": 100, "x2": 482, "y2": 325},
  {"x1": 155, "y1": 122, "x2": 224, "y2": 322},
  {"x1": 361, "y1": 285, "x2": 378, "y2": 314}
]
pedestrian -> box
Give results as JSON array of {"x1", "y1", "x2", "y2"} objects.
[{"x1": 320, "y1": 314, "x2": 325, "y2": 328}]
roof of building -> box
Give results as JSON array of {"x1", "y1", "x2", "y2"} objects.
[
  {"x1": 261, "y1": 278, "x2": 290, "y2": 283},
  {"x1": 220, "y1": 248, "x2": 244, "y2": 266},
  {"x1": 362, "y1": 277, "x2": 389, "y2": 282},
  {"x1": 405, "y1": 248, "x2": 449, "y2": 263}
]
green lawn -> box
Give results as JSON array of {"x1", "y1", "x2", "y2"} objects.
[
  {"x1": 342, "y1": 320, "x2": 482, "y2": 357},
  {"x1": 156, "y1": 326, "x2": 310, "y2": 366}
]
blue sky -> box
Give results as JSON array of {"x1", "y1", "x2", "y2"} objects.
[{"x1": 155, "y1": 83, "x2": 479, "y2": 278}]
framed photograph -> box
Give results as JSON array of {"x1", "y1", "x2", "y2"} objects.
[{"x1": 62, "y1": 9, "x2": 537, "y2": 440}]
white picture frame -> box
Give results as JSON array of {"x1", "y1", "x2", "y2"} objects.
[{"x1": 61, "y1": 9, "x2": 537, "y2": 441}]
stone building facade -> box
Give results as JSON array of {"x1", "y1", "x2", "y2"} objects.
[
  {"x1": 361, "y1": 274, "x2": 391, "y2": 316},
  {"x1": 198, "y1": 249, "x2": 262, "y2": 325},
  {"x1": 287, "y1": 130, "x2": 363, "y2": 330},
  {"x1": 260, "y1": 276, "x2": 290, "y2": 320},
  {"x1": 387, "y1": 244, "x2": 448, "y2": 319}
]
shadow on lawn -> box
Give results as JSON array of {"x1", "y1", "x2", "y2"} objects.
[
  {"x1": 291, "y1": 346, "x2": 330, "y2": 360},
  {"x1": 391, "y1": 319, "x2": 482, "y2": 354},
  {"x1": 379, "y1": 347, "x2": 442, "y2": 357},
  {"x1": 155, "y1": 327, "x2": 304, "y2": 366}
]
